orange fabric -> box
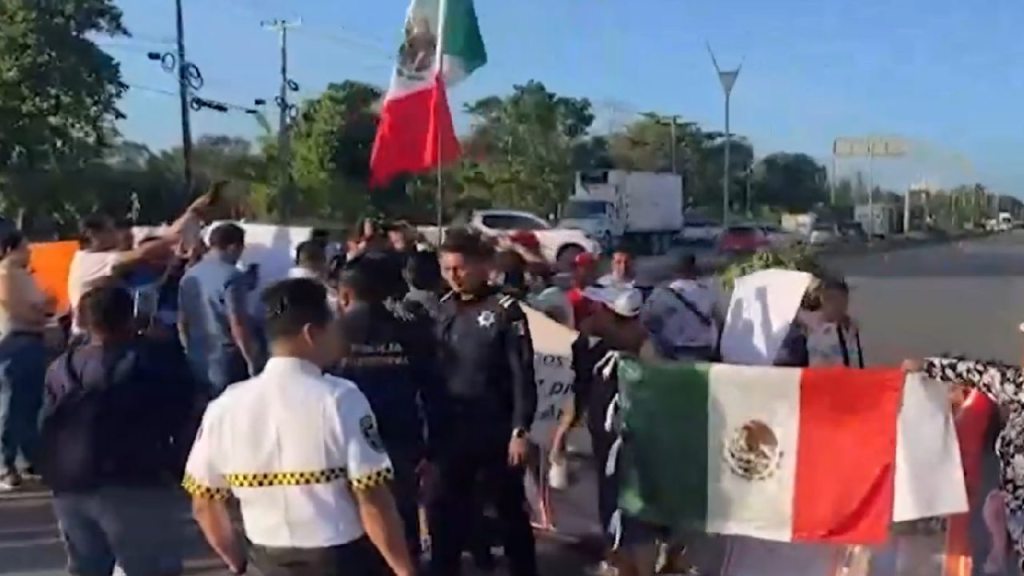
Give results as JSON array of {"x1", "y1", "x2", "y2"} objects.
[{"x1": 28, "y1": 241, "x2": 79, "y2": 316}]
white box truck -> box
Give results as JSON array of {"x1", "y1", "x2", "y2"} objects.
[{"x1": 558, "y1": 169, "x2": 683, "y2": 254}]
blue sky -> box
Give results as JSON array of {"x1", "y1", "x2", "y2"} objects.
[{"x1": 108, "y1": 0, "x2": 1024, "y2": 194}]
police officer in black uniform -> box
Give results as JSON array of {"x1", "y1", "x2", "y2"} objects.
[
  {"x1": 430, "y1": 229, "x2": 538, "y2": 576},
  {"x1": 332, "y1": 251, "x2": 448, "y2": 559}
]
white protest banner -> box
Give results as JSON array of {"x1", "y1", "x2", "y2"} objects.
[
  {"x1": 521, "y1": 306, "x2": 578, "y2": 445},
  {"x1": 520, "y1": 306, "x2": 600, "y2": 540},
  {"x1": 720, "y1": 268, "x2": 813, "y2": 365}
]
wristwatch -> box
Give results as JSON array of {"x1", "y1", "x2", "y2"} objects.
[{"x1": 511, "y1": 427, "x2": 529, "y2": 440}]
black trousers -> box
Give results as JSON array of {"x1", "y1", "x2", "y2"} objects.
[
  {"x1": 428, "y1": 435, "x2": 538, "y2": 576},
  {"x1": 251, "y1": 537, "x2": 389, "y2": 576}
]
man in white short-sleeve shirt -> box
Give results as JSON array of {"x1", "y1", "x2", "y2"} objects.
[
  {"x1": 67, "y1": 195, "x2": 210, "y2": 334},
  {"x1": 183, "y1": 278, "x2": 415, "y2": 576}
]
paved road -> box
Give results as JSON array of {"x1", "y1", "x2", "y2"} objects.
[
  {"x1": 4, "y1": 232, "x2": 1023, "y2": 576},
  {"x1": 824, "y1": 231, "x2": 1024, "y2": 365},
  {"x1": 825, "y1": 231, "x2": 1024, "y2": 576}
]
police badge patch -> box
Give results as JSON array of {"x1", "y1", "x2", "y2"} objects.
[{"x1": 359, "y1": 415, "x2": 386, "y2": 453}]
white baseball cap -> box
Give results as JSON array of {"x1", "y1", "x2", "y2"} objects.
[{"x1": 583, "y1": 286, "x2": 643, "y2": 318}]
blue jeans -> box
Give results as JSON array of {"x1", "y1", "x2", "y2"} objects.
[
  {"x1": 53, "y1": 486, "x2": 185, "y2": 576},
  {"x1": 207, "y1": 348, "x2": 250, "y2": 396},
  {"x1": 0, "y1": 332, "x2": 46, "y2": 474}
]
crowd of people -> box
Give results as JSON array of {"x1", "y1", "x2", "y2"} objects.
[{"x1": 0, "y1": 189, "x2": 1021, "y2": 576}]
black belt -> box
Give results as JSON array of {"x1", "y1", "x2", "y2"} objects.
[
  {"x1": 1, "y1": 330, "x2": 44, "y2": 340},
  {"x1": 250, "y1": 536, "x2": 389, "y2": 576}
]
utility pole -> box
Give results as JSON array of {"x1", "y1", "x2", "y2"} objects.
[
  {"x1": 262, "y1": 18, "x2": 302, "y2": 221},
  {"x1": 174, "y1": 0, "x2": 193, "y2": 196}
]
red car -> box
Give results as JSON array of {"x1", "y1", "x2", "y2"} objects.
[{"x1": 717, "y1": 225, "x2": 771, "y2": 253}]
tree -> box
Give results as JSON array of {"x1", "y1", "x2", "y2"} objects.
[
  {"x1": 288, "y1": 80, "x2": 395, "y2": 219},
  {"x1": 605, "y1": 115, "x2": 750, "y2": 212},
  {"x1": 0, "y1": 0, "x2": 129, "y2": 226},
  {"x1": 459, "y1": 80, "x2": 594, "y2": 216},
  {"x1": 0, "y1": 0, "x2": 127, "y2": 169},
  {"x1": 832, "y1": 177, "x2": 855, "y2": 207},
  {"x1": 697, "y1": 136, "x2": 754, "y2": 212},
  {"x1": 750, "y1": 152, "x2": 828, "y2": 212}
]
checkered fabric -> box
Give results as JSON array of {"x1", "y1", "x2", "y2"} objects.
[
  {"x1": 225, "y1": 467, "x2": 349, "y2": 488},
  {"x1": 348, "y1": 466, "x2": 395, "y2": 491},
  {"x1": 182, "y1": 473, "x2": 231, "y2": 500}
]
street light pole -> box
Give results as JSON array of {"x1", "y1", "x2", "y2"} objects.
[{"x1": 707, "y1": 43, "x2": 741, "y2": 227}]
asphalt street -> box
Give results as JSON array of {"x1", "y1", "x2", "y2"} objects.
[{"x1": 3, "y1": 232, "x2": 1024, "y2": 575}]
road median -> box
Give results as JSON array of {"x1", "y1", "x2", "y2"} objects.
[{"x1": 816, "y1": 230, "x2": 996, "y2": 258}]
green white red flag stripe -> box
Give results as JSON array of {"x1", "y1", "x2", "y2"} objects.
[
  {"x1": 370, "y1": 0, "x2": 487, "y2": 186},
  {"x1": 615, "y1": 361, "x2": 967, "y2": 544}
]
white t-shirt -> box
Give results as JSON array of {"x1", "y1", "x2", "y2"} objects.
[
  {"x1": 68, "y1": 250, "x2": 123, "y2": 311},
  {"x1": 597, "y1": 274, "x2": 635, "y2": 291},
  {"x1": 286, "y1": 267, "x2": 340, "y2": 315},
  {"x1": 799, "y1": 310, "x2": 863, "y2": 368},
  {"x1": 183, "y1": 357, "x2": 393, "y2": 548},
  {"x1": 67, "y1": 250, "x2": 124, "y2": 331}
]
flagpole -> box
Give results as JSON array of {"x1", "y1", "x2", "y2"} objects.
[{"x1": 434, "y1": 0, "x2": 449, "y2": 245}]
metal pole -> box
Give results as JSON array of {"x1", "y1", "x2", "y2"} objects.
[
  {"x1": 263, "y1": 19, "x2": 300, "y2": 221},
  {"x1": 174, "y1": 0, "x2": 193, "y2": 196},
  {"x1": 277, "y1": 25, "x2": 291, "y2": 220},
  {"x1": 830, "y1": 154, "x2": 837, "y2": 205},
  {"x1": 706, "y1": 44, "x2": 741, "y2": 227},
  {"x1": 435, "y1": 0, "x2": 449, "y2": 244},
  {"x1": 669, "y1": 116, "x2": 678, "y2": 174},
  {"x1": 867, "y1": 144, "x2": 875, "y2": 236},
  {"x1": 903, "y1": 187, "x2": 911, "y2": 235},
  {"x1": 723, "y1": 91, "x2": 731, "y2": 226},
  {"x1": 746, "y1": 165, "x2": 752, "y2": 215}
]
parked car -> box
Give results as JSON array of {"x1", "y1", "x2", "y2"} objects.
[
  {"x1": 717, "y1": 225, "x2": 771, "y2": 253},
  {"x1": 680, "y1": 219, "x2": 723, "y2": 242},
  {"x1": 838, "y1": 221, "x2": 867, "y2": 243},
  {"x1": 470, "y1": 209, "x2": 602, "y2": 269},
  {"x1": 808, "y1": 222, "x2": 840, "y2": 246},
  {"x1": 760, "y1": 224, "x2": 802, "y2": 249}
]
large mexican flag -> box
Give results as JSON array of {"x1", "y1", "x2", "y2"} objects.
[
  {"x1": 614, "y1": 360, "x2": 967, "y2": 545},
  {"x1": 370, "y1": 0, "x2": 487, "y2": 186}
]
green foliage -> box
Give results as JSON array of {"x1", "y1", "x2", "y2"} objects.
[
  {"x1": 288, "y1": 81, "x2": 384, "y2": 218},
  {"x1": 750, "y1": 153, "x2": 828, "y2": 212},
  {"x1": 719, "y1": 247, "x2": 826, "y2": 292},
  {"x1": 458, "y1": 80, "x2": 594, "y2": 217},
  {"x1": 0, "y1": 0, "x2": 127, "y2": 169}
]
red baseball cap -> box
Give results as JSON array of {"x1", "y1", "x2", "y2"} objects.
[{"x1": 574, "y1": 252, "x2": 598, "y2": 268}]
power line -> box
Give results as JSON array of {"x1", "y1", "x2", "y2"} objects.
[
  {"x1": 297, "y1": 25, "x2": 394, "y2": 60},
  {"x1": 126, "y1": 84, "x2": 261, "y2": 115}
]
